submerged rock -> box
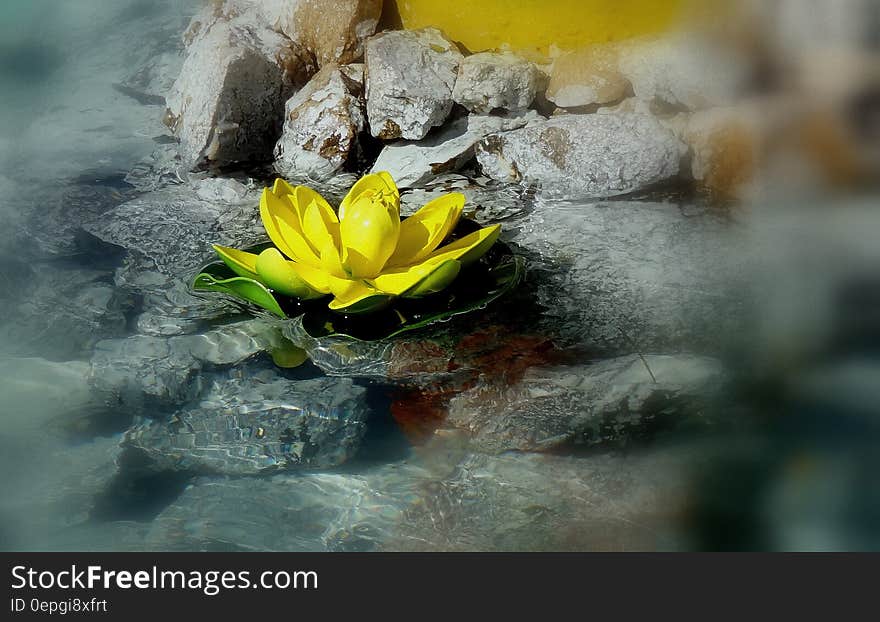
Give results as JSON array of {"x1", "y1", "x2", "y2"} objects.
[
  {"x1": 0, "y1": 263, "x2": 130, "y2": 360},
  {"x1": 274, "y1": 64, "x2": 365, "y2": 180},
  {"x1": 370, "y1": 111, "x2": 539, "y2": 188},
  {"x1": 446, "y1": 355, "x2": 723, "y2": 453},
  {"x1": 124, "y1": 372, "x2": 369, "y2": 475},
  {"x1": 145, "y1": 462, "x2": 428, "y2": 551},
  {"x1": 165, "y1": 12, "x2": 305, "y2": 169},
  {"x1": 89, "y1": 320, "x2": 287, "y2": 413},
  {"x1": 510, "y1": 200, "x2": 749, "y2": 355},
  {"x1": 390, "y1": 446, "x2": 694, "y2": 551},
  {"x1": 476, "y1": 112, "x2": 684, "y2": 199},
  {"x1": 452, "y1": 52, "x2": 544, "y2": 114},
  {"x1": 365, "y1": 29, "x2": 463, "y2": 140},
  {"x1": 142, "y1": 439, "x2": 694, "y2": 552},
  {"x1": 82, "y1": 181, "x2": 264, "y2": 334},
  {"x1": 546, "y1": 45, "x2": 630, "y2": 108}
]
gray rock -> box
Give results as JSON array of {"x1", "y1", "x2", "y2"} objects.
[
  {"x1": 124, "y1": 373, "x2": 369, "y2": 475},
  {"x1": 274, "y1": 64, "x2": 365, "y2": 180},
  {"x1": 370, "y1": 111, "x2": 539, "y2": 188},
  {"x1": 476, "y1": 112, "x2": 684, "y2": 199},
  {"x1": 145, "y1": 463, "x2": 426, "y2": 551},
  {"x1": 0, "y1": 435, "x2": 124, "y2": 549},
  {"x1": 619, "y1": 35, "x2": 750, "y2": 111},
  {"x1": 388, "y1": 446, "x2": 694, "y2": 551},
  {"x1": 0, "y1": 264, "x2": 129, "y2": 360},
  {"x1": 82, "y1": 182, "x2": 264, "y2": 334},
  {"x1": 142, "y1": 439, "x2": 694, "y2": 552},
  {"x1": 447, "y1": 355, "x2": 723, "y2": 453},
  {"x1": 165, "y1": 12, "x2": 303, "y2": 169},
  {"x1": 509, "y1": 200, "x2": 749, "y2": 355},
  {"x1": 89, "y1": 320, "x2": 286, "y2": 412},
  {"x1": 89, "y1": 335, "x2": 204, "y2": 412},
  {"x1": 0, "y1": 357, "x2": 125, "y2": 548},
  {"x1": 452, "y1": 52, "x2": 544, "y2": 114},
  {"x1": 0, "y1": 358, "x2": 95, "y2": 430},
  {"x1": 365, "y1": 29, "x2": 463, "y2": 140}
]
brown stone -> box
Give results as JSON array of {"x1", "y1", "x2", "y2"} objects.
[
  {"x1": 546, "y1": 45, "x2": 630, "y2": 108},
  {"x1": 292, "y1": 0, "x2": 383, "y2": 66}
]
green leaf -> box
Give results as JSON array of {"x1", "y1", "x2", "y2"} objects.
[
  {"x1": 193, "y1": 271, "x2": 287, "y2": 318},
  {"x1": 270, "y1": 343, "x2": 309, "y2": 368}
]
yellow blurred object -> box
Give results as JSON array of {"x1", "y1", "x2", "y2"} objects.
[{"x1": 389, "y1": 0, "x2": 688, "y2": 55}]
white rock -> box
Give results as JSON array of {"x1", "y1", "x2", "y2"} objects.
[
  {"x1": 619, "y1": 35, "x2": 751, "y2": 110},
  {"x1": 365, "y1": 29, "x2": 463, "y2": 140},
  {"x1": 371, "y1": 111, "x2": 540, "y2": 188},
  {"x1": 166, "y1": 12, "x2": 307, "y2": 169},
  {"x1": 275, "y1": 64, "x2": 365, "y2": 180},
  {"x1": 452, "y1": 52, "x2": 543, "y2": 114},
  {"x1": 476, "y1": 112, "x2": 684, "y2": 199}
]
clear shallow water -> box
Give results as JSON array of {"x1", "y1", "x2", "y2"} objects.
[{"x1": 1, "y1": 0, "x2": 879, "y2": 552}]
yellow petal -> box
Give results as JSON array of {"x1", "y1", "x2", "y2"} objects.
[
  {"x1": 424, "y1": 224, "x2": 501, "y2": 267},
  {"x1": 298, "y1": 186, "x2": 340, "y2": 249},
  {"x1": 402, "y1": 259, "x2": 461, "y2": 298},
  {"x1": 272, "y1": 178, "x2": 296, "y2": 198},
  {"x1": 339, "y1": 172, "x2": 400, "y2": 219},
  {"x1": 339, "y1": 193, "x2": 401, "y2": 278},
  {"x1": 291, "y1": 263, "x2": 344, "y2": 294},
  {"x1": 259, "y1": 189, "x2": 321, "y2": 268},
  {"x1": 319, "y1": 235, "x2": 348, "y2": 279},
  {"x1": 212, "y1": 244, "x2": 260, "y2": 279},
  {"x1": 255, "y1": 248, "x2": 325, "y2": 299},
  {"x1": 386, "y1": 193, "x2": 464, "y2": 268},
  {"x1": 327, "y1": 281, "x2": 391, "y2": 315},
  {"x1": 370, "y1": 259, "x2": 461, "y2": 297}
]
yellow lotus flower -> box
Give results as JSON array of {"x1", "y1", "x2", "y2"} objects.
[{"x1": 212, "y1": 172, "x2": 501, "y2": 314}]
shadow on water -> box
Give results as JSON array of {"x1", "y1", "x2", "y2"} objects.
[
  {"x1": 0, "y1": 41, "x2": 62, "y2": 84},
  {"x1": 90, "y1": 450, "x2": 194, "y2": 523}
]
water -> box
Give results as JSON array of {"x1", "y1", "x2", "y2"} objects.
[{"x1": 1, "y1": 0, "x2": 879, "y2": 552}]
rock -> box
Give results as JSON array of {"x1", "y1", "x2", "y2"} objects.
[
  {"x1": 365, "y1": 29, "x2": 463, "y2": 140},
  {"x1": 124, "y1": 372, "x2": 369, "y2": 475},
  {"x1": 370, "y1": 111, "x2": 539, "y2": 188},
  {"x1": 546, "y1": 45, "x2": 630, "y2": 108},
  {"x1": 145, "y1": 463, "x2": 426, "y2": 551},
  {"x1": 619, "y1": 35, "x2": 751, "y2": 111},
  {"x1": 274, "y1": 64, "x2": 365, "y2": 180},
  {"x1": 446, "y1": 355, "x2": 723, "y2": 453},
  {"x1": 89, "y1": 335, "x2": 205, "y2": 413},
  {"x1": 509, "y1": 200, "x2": 749, "y2": 355},
  {"x1": 0, "y1": 358, "x2": 95, "y2": 430},
  {"x1": 89, "y1": 320, "x2": 286, "y2": 413},
  {"x1": 683, "y1": 105, "x2": 762, "y2": 201},
  {"x1": 0, "y1": 435, "x2": 125, "y2": 549},
  {"x1": 389, "y1": 446, "x2": 694, "y2": 551},
  {"x1": 290, "y1": 0, "x2": 382, "y2": 67},
  {"x1": 165, "y1": 13, "x2": 305, "y2": 169},
  {"x1": 476, "y1": 112, "x2": 683, "y2": 199},
  {"x1": 0, "y1": 358, "x2": 125, "y2": 549},
  {"x1": 142, "y1": 438, "x2": 696, "y2": 551},
  {"x1": 210, "y1": 0, "x2": 292, "y2": 33},
  {"x1": 0, "y1": 263, "x2": 130, "y2": 360},
  {"x1": 281, "y1": 309, "x2": 560, "y2": 390},
  {"x1": 82, "y1": 182, "x2": 265, "y2": 334},
  {"x1": 452, "y1": 52, "x2": 543, "y2": 114}
]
